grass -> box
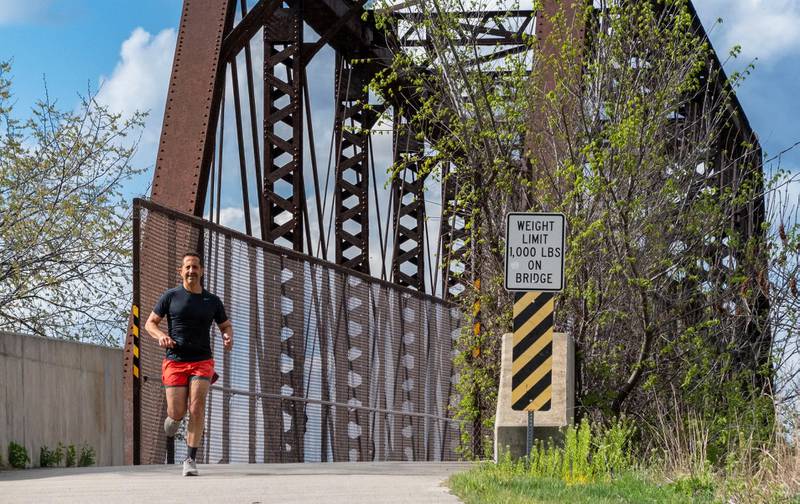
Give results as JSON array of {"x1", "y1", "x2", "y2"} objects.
[
  {"x1": 449, "y1": 465, "x2": 713, "y2": 503},
  {"x1": 447, "y1": 416, "x2": 800, "y2": 503}
]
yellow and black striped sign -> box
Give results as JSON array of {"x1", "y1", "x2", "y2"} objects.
[
  {"x1": 132, "y1": 304, "x2": 141, "y2": 379},
  {"x1": 512, "y1": 291, "x2": 554, "y2": 411}
]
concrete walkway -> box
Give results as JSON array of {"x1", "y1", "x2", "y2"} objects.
[{"x1": 0, "y1": 461, "x2": 472, "y2": 504}]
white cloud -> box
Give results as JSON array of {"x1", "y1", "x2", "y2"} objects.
[
  {"x1": 0, "y1": 0, "x2": 57, "y2": 25},
  {"x1": 695, "y1": 0, "x2": 800, "y2": 64},
  {"x1": 217, "y1": 207, "x2": 245, "y2": 231},
  {"x1": 95, "y1": 28, "x2": 177, "y2": 172},
  {"x1": 211, "y1": 206, "x2": 264, "y2": 234}
]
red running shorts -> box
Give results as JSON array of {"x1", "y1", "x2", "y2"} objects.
[{"x1": 162, "y1": 358, "x2": 217, "y2": 387}]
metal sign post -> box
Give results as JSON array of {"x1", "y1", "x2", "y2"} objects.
[
  {"x1": 527, "y1": 411, "x2": 534, "y2": 456},
  {"x1": 505, "y1": 213, "x2": 566, "y2": 457}
]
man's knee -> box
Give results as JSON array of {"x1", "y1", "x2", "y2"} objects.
[
  {"x1": 167, "y1": 396, "x2": 187, "y2": 420},
  {"x1": 188, "y1": 399, "x2": 205, "y2": 419},
  {"x1": 167, "y1": 403, "x2": 187, "y2": 419}
]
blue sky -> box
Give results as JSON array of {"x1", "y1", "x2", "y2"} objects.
[{"x1": 1, "y1": 0, "x2": 798, "y2": 212}]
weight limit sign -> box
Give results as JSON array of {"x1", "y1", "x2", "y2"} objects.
[{"x1": 504, "y1": 213, "x2": 565, "y2": 292}]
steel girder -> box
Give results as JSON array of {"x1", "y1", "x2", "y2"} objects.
[
  {"x1": 149, "y1": 0, "x2": 236, "y2": 214},
  {"x1": 143, "y1": 0, "x2": 533, "y2": 293},
  {"x1": 149, "y1": 0, "x2": 389, "y2": 220},
  {"x1": 263, "y1": 5, "x2": 305, "y2": 251},
  {"x1": 440, "y1": 165, "x2": 469, "y2": 299},
  {"x1": 334, "y1": 54, "x2": 375, "y2": 273},
  {"x1": 391, "y1": 114, "x2": 427, "y2": 291}
]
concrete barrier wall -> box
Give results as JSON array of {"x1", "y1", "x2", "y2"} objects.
[{"x1": 0, "y1": 331, "x2": 124, "y2": 467}]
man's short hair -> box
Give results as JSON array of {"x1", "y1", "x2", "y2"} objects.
[{"x1": 182, "y1": 252, "x2": 204, "y2": 267}]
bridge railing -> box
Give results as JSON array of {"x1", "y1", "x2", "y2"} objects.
[{"x1": 130, "y1": 198, "x2": 464, "y2": 464}]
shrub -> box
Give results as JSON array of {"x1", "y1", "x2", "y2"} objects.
[
  {"x1": 8, "y1": 441, "x2": 30, "y2": 469},
  {"x1": 592, "y1": 415, "x2": 635, "y2": 478},
  {"x1": 78, "y1": 444, "x2": 96, "y2": 467},
  {"x1": 527, "y1": 417, "x2": 635, "y2": 484},
  {"x1": 65, "y1": 444, "x2": 76, "y2": 467},
  {"x1": 39, "y1": 443, "x2": 64, "y2": 468},
  {"x1": 56, "y1": 443, "x2": 66, "y2": 465}
]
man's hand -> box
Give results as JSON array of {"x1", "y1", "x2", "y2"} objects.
[
  {"x1": 218, "y1": 320, "x2": 233, "y2": 352},
  {"x1": 146, "y1": 312, "x2": 174, "y2": 349},
  {"x1": 158, "y1": 334, "x2": 176, "y2": 349}
]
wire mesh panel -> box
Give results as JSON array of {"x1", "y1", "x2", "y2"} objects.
[{"x1": 133, "y1": 198, "x2": 463, "y2": 464}]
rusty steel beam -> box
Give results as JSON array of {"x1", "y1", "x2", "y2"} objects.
[
  {"x1": 391, "y1": 114, "x2": 427, "y2": 291},
  {"x1": 294, "y1": 0, "x2": 388, "y2": 59},
  {"x1": 150, "y1": 0, "x2": 237, "y2": 215},
  {"x1": 334, "y1": 54, "x2": 375, "y2": 273},
  {"x1": 222, "y1": 0, "x2": 282, "y2": 62},
  {"x1": 223, "y1": 0, "x2": 391, "y2": 68},
  {"x1": 302, "y1": 0, "x2": 370, "y2": 62},
  {"x1": 440, "y1": 164, "x2": 468, "y2": 300},
  {"x1": 150, "y1": 0, "x2": 388, "y2": 227},
  {"x1": 263, "y1": 6, "x2": 305, "y2": 251},
  {"x1": 395, "y1": 10, "x2": 533, "y2": 47},
  {"x1": 261, "y1": 7, "x2": 310, "y2": 462}
]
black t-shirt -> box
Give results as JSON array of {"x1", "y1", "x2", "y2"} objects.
[{"x1": 152, "y1": 286, "x2": 228, "y2": 362}]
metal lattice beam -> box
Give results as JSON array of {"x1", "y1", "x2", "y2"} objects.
[
  {"x1": 334, "y1": 54, "x2": 375, "y2": 272},
  {"x1": 391, "y1": 114, "x2": 426, "y2": 291},
  {"x1": 394, "y1": 10, "x2": 534, "y2": 47},
  {"x1": 264, "y1": 6, "x2": 304, "y2": 251},
  {"x1": 440, "y1": 165, "x2": 468, "y2": 300}
]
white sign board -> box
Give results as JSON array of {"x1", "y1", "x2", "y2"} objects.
[{"x1": 505, "y1": 212, "x2": 565, "y2": 291}]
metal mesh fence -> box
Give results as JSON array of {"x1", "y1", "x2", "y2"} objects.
[{"x1": 133, "y1": 199, "x2": 464, "y2": 464}]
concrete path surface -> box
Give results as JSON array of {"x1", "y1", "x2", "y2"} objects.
[{"x1": 0, "y1": 461, "x2": 473, "y2": 504}]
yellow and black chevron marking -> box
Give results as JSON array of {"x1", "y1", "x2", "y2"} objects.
[
  {"x1": 132, "y1": 304, "x2": 140, "y2": 379},
  {"x1": 512, "y1": 291, "x2": 554, "y2": 411}
]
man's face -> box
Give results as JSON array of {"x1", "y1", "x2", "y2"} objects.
[{"x1": 180, "y1": 256, "x2": 203, "y2": 284}]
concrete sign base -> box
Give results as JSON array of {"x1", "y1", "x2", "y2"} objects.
[{"x1": 494, "y1": 332, "x2": 574, "y2": 461}]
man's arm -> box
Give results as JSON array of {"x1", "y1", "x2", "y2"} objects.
[
  {"x1": 218, "y1": 320, "x2": 233, "y2": 352},
  {"x1": 145, "y1": 312, "x2": 175, "y2": 349}
]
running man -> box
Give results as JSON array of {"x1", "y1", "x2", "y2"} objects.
[{"x1": 145, "y1": 252, "x2": 233, "y2": 476}]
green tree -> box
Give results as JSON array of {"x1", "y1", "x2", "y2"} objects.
[
  {"x1": 0, "y1": 62, "x2": 144, "y2": 344},
  {"x1": 368, "y1": 0, "x2": 784, "y2": 458},
  {"x1": 370, "y1": 0, "x2": 537, "y2": 457},
  {"x1": 526, "y1": 1, "x2": 774, "y2": 459}
]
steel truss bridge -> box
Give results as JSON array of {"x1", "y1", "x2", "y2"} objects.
[{"x1": 122, "y1": 0, "x2": 765, "y2": 465}]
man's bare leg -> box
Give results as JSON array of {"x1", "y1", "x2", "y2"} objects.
[
  {"x1": 186, "y1": 378, "x2": 210, "y2": 453},
  {"x1": 164, "y1": 386, "x2": 188, "y2": 436},
  {"x1": 181, "y1": 378, "x2": 209, "y2": 476}
]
